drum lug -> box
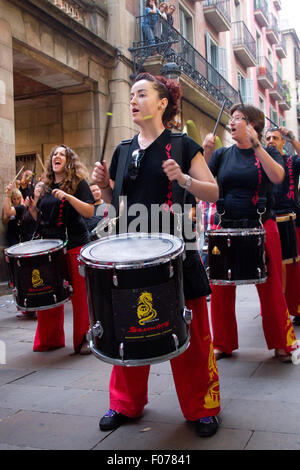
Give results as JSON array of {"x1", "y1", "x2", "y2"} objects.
[
  {"x1": 53, "y1": 294, "x2": 57, "y2": 303},
  {"x1": 227, "y1": 269, "x2": 231, "y2": 280},
  {"x1": 183, "y1": 307, "x2": 193, "y2": 325},
  {"x1": 227, "y1": 238, "x2": 231, "y2": 247},
  {"x1": 92, "y1": 321, "x2": 104, "y2": 339},
  {"x1": 48, "y1": 254, "x2": 52, "y2": 262},
  {"x1": 17, "y1": 259, "x2": 21, "y2": 267},
  {"x1": 78, "y1": 263, "x2": 85, "y2": 277},
  {"x1": 24, "y1": 298, "x2": 27, "y2": 307},
  {"x1": 119, "y1": 342, "x2": 124, "y2": 360},
  {"x1": 257, "y1": 267, "x2": 261, "y2": 278},
  {"x1": 258, "y1": 237, "x2": 262, "y2": 246},
  {"x1": 206, "y1": 266, "x2": 210, "y2": 278},
  {"x1": 113, "y1": 274, "x2": 118, "y2": 287},
  {"x1": 172, "y1": 334, "x2": 179, "y2": 351},
  {"x1": 169, "y1": 263, "x2": 174, "y2": 278}
]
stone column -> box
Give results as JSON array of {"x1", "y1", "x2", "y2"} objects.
[{"x1": 0, "y1": 18, "x2": 15, "y2": 285}]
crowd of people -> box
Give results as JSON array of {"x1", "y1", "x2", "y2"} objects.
[{"x1": 2, "y1": 4, "x2": 300, "y2": 437}]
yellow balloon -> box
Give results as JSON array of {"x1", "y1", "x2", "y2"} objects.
[
  {"x1": 215, "y1": 136, "x2": 223, "y2": 149},
  {"x1": 184, "y1": 120, "x2": 202, "y2": 145}
]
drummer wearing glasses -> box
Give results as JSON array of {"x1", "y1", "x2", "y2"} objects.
[
  {"x1": 28, "y1": 145, "x2": 94, "y2": 354},
  {"x1": 203, "y1": 105, "x2": 299, "y2": 363},
  {"x1": 266, "y1": 127, "x2": 300, "y2": 327},
  {"x1": 92, "y1": 72, "x2": 220, "y2": 437}
]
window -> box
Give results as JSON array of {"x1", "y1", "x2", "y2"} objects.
[
  {"x1": 205, "y1": 31, "x2": 227, "y2": 79},
  {"x1": 238, "y1": 71, "x2": 254, "y2": 104},
  {"x1": 179, "y1": 6, "x2": 193, "y2": 44},
  {"x1": 270, "y1": 105, "x2": 278, "y2": 125},
  {"x1": 259, "y1": 95, "x2": 265, "y2": 114}
]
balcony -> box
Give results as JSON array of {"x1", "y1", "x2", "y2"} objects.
[
  {"x1": 129, "y1": 16, "x2": 239, "y2": 117},
  {"x1": 275, "y1": 34, "x2": 287, "y2": 59},
  {"x1": 279, "y1": 83, "x2": 291, "y2": 110},
  {"x1": 269, "y1": 73, "x2": 283, "y2": 101},
  {"x1": 203, "y1": 0, "x2": 231, "y2": 33},
  {"x1": 232, "y1": 21, "x2": 257, "y2": 67},
  {"x1": 254, "y1": 0, "x2": 269, "y2": 28},
  {"x1": 266, "y1": 15, "x2": 279, "y2": 45},
  {"x1": 295, "y1": 48, "x2": 300, "y2": 80},
  {"x1": 257, "y1": 56, "x2": 274, "y2": 89},
  {"x1": 273, "y1": 0, "x2": 282, "y2": 10}
]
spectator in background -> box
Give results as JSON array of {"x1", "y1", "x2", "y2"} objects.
[
  {"x1": 84, "y1": 184, "x2": 106, "y2": 234},
  {"x1": 3, "y1": 184, "x2": 25, "y2": 247},
  {"x1": 167, "y1": 3, "x2": 175, "y2": 26},
  {"x1": 19, "y1": 170, "x2": 34, "y2": 200},
  {"x1": 142, "y1": 0, "x2": 160, "y2": 48}
]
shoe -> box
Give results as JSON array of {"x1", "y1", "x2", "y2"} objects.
[
  {"x1": 213, "y1": 349, "x2": 232, "y2": 360},
  {"x1": 274, "y1": 349, "x2": 292, "y2": 363},
  {"x1": 16, "y1": 311, "x2": 37, "y2": 319},
  {"x1": 196, "y1": 416, "x2": 219, "y2": 437},
  {"x1": 99, "y1": 409, "x2": 131, "y2": 431},
  {"x1": 293, "y1": 317, "x2": 300, "y2": 326},
  {"x1": 79, "y1": 339, "x2": 91, "y2": 355}
]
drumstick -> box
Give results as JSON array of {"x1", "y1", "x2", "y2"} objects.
[
  {"x1": 213, "y1": 99, "x2": 226, "y2": 136},
  {"x1": 11, "y1": 166, "x2": 24, "y2": 185},
  {"x1": 36, "y1": 153, "x2": 46, "y2": 172},
  {"x1": 265, "y1": 116, "x2": 294, "y2": 142},
  {"x1": 100, "y1": 100, "x2": 113, "y2": 163}
]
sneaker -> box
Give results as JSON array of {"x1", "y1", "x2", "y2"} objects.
[
  {"x1": 196, "y1": 416, "x2": 219, "y2": 437},
  {"x1": 293, "y1": 317, "x2": 300, "y2": 326},
  {"x1": 16, "y1": 311, "x2": 37, "y2": 320},
  {"x1": 99, "y1": 409, "x2": 131, "y2": 431}
]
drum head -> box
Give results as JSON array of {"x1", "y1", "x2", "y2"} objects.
[
  {"x1": 80, "y1": 233, "x2": 184, "y2": 268},
  {"x1": 5, "y1": 239, "x2": 64, "y2": 257}
]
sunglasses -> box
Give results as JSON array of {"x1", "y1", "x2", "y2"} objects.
[{"x1": 128, "y1": 149, "x2": 146, "y2": 181}]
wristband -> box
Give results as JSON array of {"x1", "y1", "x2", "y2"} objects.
[{"x1": 178, "y1": 174, "x2": 192, "y2": 190}]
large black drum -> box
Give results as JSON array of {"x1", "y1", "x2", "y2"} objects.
[
  {"x1": 206, "y1": 227, "x2": 267, "y2": 285},
  {"x1": 78, "y1": 233, "x2": 192, "y2": 367},
  {"x1": 5, "y1": 239, "x2": 72, "y2": 311},
  {"x1": 276, "y1": 213, "x2": 299, "y2": 264}
]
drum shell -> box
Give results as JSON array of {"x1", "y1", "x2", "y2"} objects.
[
  {"x1": 82, "y1": 253, "x2": 187, "y2": 363},
  {"x1": 276, "y1": 214, "x2": 299, "y2": 263},
  {"x1": 206, "y1": 228, "x2": 267, "y2": 285},
  {"x1": 5, "y1": 244, "x2": 70, "y2": 310}
]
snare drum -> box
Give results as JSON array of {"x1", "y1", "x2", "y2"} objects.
[
  {"x1": 206, "y1": 227, "x2": 267, "y2": 285},
  {"x1": 276, "y1": 213, "x2": 299, "y2": 264},
  {"x1": 78, "y1": 232, "x2": 192, "y2": 367},
  {"x1": 5, "y1": 239, "x2": 72, "y2": 311}
]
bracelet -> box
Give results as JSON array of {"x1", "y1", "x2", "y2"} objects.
[
  {"x1": 99, "y1": 182, "x2": 110, "y2": 190},
  {"x1": 178, "y1": 174, "x2": 192, "y2": 190}
]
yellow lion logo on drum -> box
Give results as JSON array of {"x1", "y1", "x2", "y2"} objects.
[
  {"x1": 31, "y1": 269, "x2": 44, "y2": 288},
  {"x1": 137, "y1": 292, "x2": 158, "y2": 326}
]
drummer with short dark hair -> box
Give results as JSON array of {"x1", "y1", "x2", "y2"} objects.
[
  {"x1": 28, "y1": 145, "x2": 94, "y2": 354},
  {"x1": 266, "y1": 126, "x2": 300, "y2": 326},
  {"x1": 92, "y1": 72, "x2": 221, "y2": 438},
  {"x1": 203, "y1": 104, "x2": 298, "y2": 363}
]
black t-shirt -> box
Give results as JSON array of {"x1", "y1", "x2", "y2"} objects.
[
  {"x1": 36, "y1": 179, "x2": 94, "y2": 249},
  {"x1": 208, "y1": 144, "x2": 284, "y2": 221},
  {"x1": 109, "y1": 129, "x2": 211, "y2": 300},
  {"x1": 272, "y1": 153, "x2": 300, "y2": 225},
  {"x1": 6, "y1": 205, "x2": 25, "y2": 247}
]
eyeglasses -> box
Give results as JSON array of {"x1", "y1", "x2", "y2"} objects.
[
  {"x1": 128, "y1": 149, "x2": 146, "y2": 181},
  {"x1": 229, "y1": 116, "x2": 246, "y2": 125}
]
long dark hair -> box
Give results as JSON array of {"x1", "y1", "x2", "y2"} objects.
[
  {"x1": 133, "y1": 72, "x2": 182, "y2": 129},
  {"x1": 44, "y1": 145, "x2": 89, "y2": 195}
]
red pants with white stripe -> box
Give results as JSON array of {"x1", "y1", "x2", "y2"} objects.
[
  {"x1": 108, "y1": 297, "x2": 220, "y2": 421},
  {"x1": 283, "y1": 226, "x2": 300, "y2": 318},
  {"x1": 33, "y1": 246, "x2": 90, "y2": 353},
  {"x1": 211, "y1": 219, "x2": 298, "y2": 355}
]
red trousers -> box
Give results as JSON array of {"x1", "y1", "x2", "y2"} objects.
[
  {"x1": 109, "y1": 297, "x2": 220, "y2": 421},
  {"x1": 283, "y1": 226, "x2": 300, "y2": 318},
  {"x1": 211, "y1": 219, "x2": 298, "y2": 355},
  {"x1": 33, "y1": 246, "x2": 90, "y2": 353}
]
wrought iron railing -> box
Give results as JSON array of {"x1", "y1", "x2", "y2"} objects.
[
  {"x1": 203, "y1": 0, "x2": 231, "y2": 25},
  {"x1": 129, "y1": 15, "x2": 238, "y2": 109},
  {"x1": 232, "y1": 21, "x2": 256, "y2": 61},
  {"x1": 254, "y1": 0, "x2": 269, "y2": 21},
  {"x1": 258, "y1": 56, "x2": 273, "y2": 83}
]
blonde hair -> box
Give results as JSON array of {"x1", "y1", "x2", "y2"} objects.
[{"x1": 11, "y1": 189, "x2": 22, "y2": 200}]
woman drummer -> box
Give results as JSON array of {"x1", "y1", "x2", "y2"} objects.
[
  {"x1": 203, "y1": 104, "x2": 299, "y2": 363},
  {"x1": 28, "y1": 145, "x2": 94, "y2": 354},
  {"x1": 92, "y1": 72, "x2": 221, "y2": 437}
]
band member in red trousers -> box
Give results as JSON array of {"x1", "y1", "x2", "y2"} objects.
[
  {"x1": 92, "y1": 72, "x2": 221, "y2": 437},
  {"x1": 203, "y1": 105, "x2": 299, "y2": 363},
  {"x1": 28, "y1": 145, "x2": 94, "y2": 354},
  {"x1": 266, "y1": 127, "x2": 300, "y2": 326}
]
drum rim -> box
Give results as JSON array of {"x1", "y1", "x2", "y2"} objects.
[
  {"x1": 79, "y1": 232, "x2": 185, "y2": 269},
  {"x1": 276, "y1": 213, "x2": 296, "y2": 223},
  {"x1": 4, "y1": 239, "x2": 66, "y2": 258},
  {"x1": 206, "y1": 228, "x2": 265, "y2": 236}
]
